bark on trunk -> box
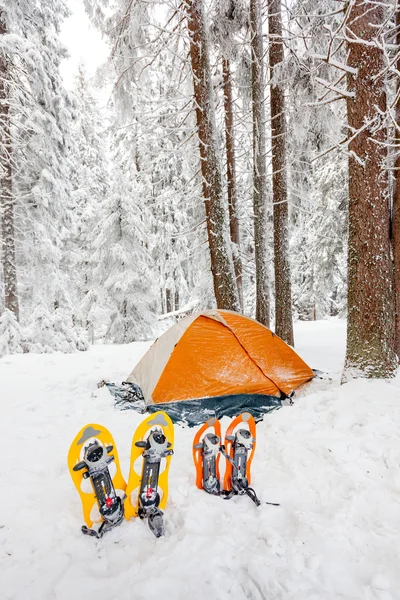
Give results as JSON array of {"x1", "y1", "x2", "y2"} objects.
[
  {"x1": 222, "y1": 57, "x2": 244, "y2": 311},
  {"x1": 250, "y1": 0, "x2": 270, "y2": 327},
  {"x1": 393, "y1": 5, "x2": 400, "y2": 357},
  {"x1": 166, "y1": 288, "x2": 173, "y2": 313},
  {"x1": 343, "y1": 1, "x2": 396, "y2": 379},
  {"x1": 186, "y1": 0, "x2": 240, "y2": 311},
  {"x1": 268, "y1": 0, "x2": 294, "y2": 346},
  {"x1": 0, "y1": 14, "x2": 19, "y2": 320}
]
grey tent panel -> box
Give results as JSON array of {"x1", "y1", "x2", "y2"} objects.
[
  {"x1": 147, "y1": 393, "x2": 282, "y2": 426},
  {"x1": 106, "y1": 382, "x2": 282, "y2": 426}
]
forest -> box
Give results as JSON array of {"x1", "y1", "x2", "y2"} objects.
[
  {"x1": 1, "y1": 0, "x2": 400, "y2": 381},
  {"x1": 2, "y1": 2, "x2": 400, "y2": 596}
]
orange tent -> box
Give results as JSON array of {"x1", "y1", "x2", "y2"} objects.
[{"x1": 127, "y1": 310, "x2": 313, "y2": 406}]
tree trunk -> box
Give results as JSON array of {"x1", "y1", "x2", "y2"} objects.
[
  {"x1": 222, "y1": 57, "x2": 243, "y2": 312},
  {"x1": 166, "y1": 288, "x2": 173, "y2": 313},
  {"x1": 186, "y1": 0, "x2": 240, "y2": 311},
  {"x1": 343, "y1": 1, "x2": 396, "y2": 379},
  {"x1": 268, "y1": 0, "x2": 294, "y2": 346},
  {"x1": 250, "y1": 0, "x2": 270, "y2": 327},
  {"x1": 0, "y1": 14, "x2": 19, "y2": 320},
  {"x1": 160, "y1": 287, "x2": 164, "y2": 313},
  {"x1": 393, "y1": 5, "x2": 400, "y2": 357}
]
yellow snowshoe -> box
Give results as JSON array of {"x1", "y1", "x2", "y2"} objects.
[
  {"x1": 125, "y1": 411, "x2": 174, "y2": 537},
  {"x1": 67, "y1": 424, "x2": 126, "y2": 538}
]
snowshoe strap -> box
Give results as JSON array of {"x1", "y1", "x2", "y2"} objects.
[
  {"x1": 81, "y1": 507, "x2": 125, "y2": 539},
  {"x1": 244, "y1": 486, "x2": 261, "y2": 507},
  {"x1": 219, "y1": 445, "x2": 236, "y2": 468},
  {"x1": 219, "y1": 444, "x2": 261, "y2": 506},
  {"x1": 219, "y1": 482, "x2": 261, "y2": 506}
]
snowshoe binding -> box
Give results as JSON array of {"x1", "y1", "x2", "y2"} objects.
[
  {"x1": 135, "y1": 429, "x2": 173, "y2": 537},
  {"x1": 125, "y1": 412, "x2": 174, "y2": 537},
  {"x1": 193, "y1": 418, "x2": 222, "y2": 495},
  {"x1": 68, "y1": 424, "x2": 127, "y2": 538},
  {"x1": 222, "y1": 413, "x2": 260, "y2": 506},
  {"x1": 74, "y1": 441, "x2": 124, "y2": 537}
]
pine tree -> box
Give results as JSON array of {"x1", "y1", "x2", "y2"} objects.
[
  {"x1": 0, "y1": 11, "x2": 19, "y2": 320},
  {"x1": 92, "y1": 122, "x2": 156, "y2": 343},
  {"x1": 186, "y1": 0, "x2": 240, "y2": 311},
  {"x1": 343, "y1": 0, "x2": 397, "y2": 379},
  {"x1": 0, "y1": 0, "x2": 88, "y2": 353},
  {"x1": 70, "y1": 66, "x2": 109, "y2": 340},
  {"x1": 393, "y1": 5, "x2": 400, "y2": 357},
  {"x1": 222, "y1": 57, "x2": 244, "y2": 311},
  {"x1": 211, "y1": 0, "x2": 247, "y2": 311},
  {"x1": 0, "y1": 308, "x2": 23, "y2": 357},
  {"x1": 268, "y1": 0, "x2": 293, "y2": 345},
  {"x1": 250, "y1": 0, "x2": 270, "y2": 326},
  {"x1": 286, "y1": 0, "x2": 347, "y2": 322},
  {"x1": 84, "y1": 0, "x2": 209, "y2": 317}
]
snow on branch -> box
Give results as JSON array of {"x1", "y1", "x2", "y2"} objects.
[
  {"x1": 314, "y1": 77, "x2": 354, "y2": 99},
  {"x1": 311, "y1": 54, "x2": 358, "y2": 75},
  {"x1": 311, "y1": 120, "x2": 372, "y2": 163},
  {"x1": 157, "y1": 299, "x2": 199, "y2": 321}
]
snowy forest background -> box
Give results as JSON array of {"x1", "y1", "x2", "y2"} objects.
[{"x1": 1, "y1": 0, "x2": 399, "y2": 380}]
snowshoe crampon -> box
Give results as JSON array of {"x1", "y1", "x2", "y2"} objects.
[
  {"x1": 124, "y1": 411, "x2": 174, "y2": 537},
  {"x1": 68, "y1": 424, "x2": 126, "y2": 538}
]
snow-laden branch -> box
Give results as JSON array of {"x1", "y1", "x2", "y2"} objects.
[
  {"x1": 311, "y1": 120, "x2": 372, "y2": 163},
  {"x1": 157, "y1": 298, "x2": 199, "y2": 320},
  {"x1": 315, "y1": 77, "x2": 354, "y2": 99},
  {"x1": 311, "y1": 54, "x2": 358, "y2": 75}
]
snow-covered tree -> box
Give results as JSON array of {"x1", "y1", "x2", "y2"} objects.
[
  {"x1": 268, "y1": 0, "x2": 294, "y2": 345},
  {"x1": 0, "y1": 0, "x2": 89, "y2": 354},
  {"x1": 69, "y1": 65, "x2": 110, "y2": 340},
  {"x1": 0, "y1": 308, "x2": 23, "y2": 357},
  {"x1": 186, "y1": 0, "x2": 240, "y2": 311},
  {"x1": 90, "y1": 120, "x2": 156, "y2": 343},
  {"x1": 286, "y1": 0, "x2": 347, "y2": 321},
  {"x1": 83, "y1": 0, "x2": 216, "y2": 318},
  {"x1": 343, "y1": 0, "x2": 396, "y2": 378},
  {"x1": 0, "y1": 11, "x2": 19, "y2": 321}
]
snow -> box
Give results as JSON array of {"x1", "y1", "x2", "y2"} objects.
[{"x1": 1, "y1": 319, "x2": 400, "y2": 600}]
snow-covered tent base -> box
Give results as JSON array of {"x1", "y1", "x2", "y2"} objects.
[
  {"x1": 108, "y1": 310, "x2": 313, "y2": 425},
  {"x1": 146, "y1": 393, "x2": 282, "y2": 426},
  {"x1": 107, "y1": 381, "x2": 282, "y2": 426}
]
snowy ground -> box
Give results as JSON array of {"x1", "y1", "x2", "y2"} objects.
[{"x1": 1, "y1": 319, "x2": 400, "y2": 600}]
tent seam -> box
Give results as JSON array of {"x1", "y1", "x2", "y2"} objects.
[{"x1": 206, "y1": 315, "x2": 282, "y2": 397}]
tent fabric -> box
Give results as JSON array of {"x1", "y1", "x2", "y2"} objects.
[
  {"x1": 219, "y1": 311, "x2": 311, "y2": 396},
  {"x1": 152, "y1": 315, "x2": 281, "y2": 402},
  {"x1": 130, "y1": 312, "x2": 199, "y2": 403},
  {"x1": 126, "y1": 309, "x2": 314, "y2": 405}
]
